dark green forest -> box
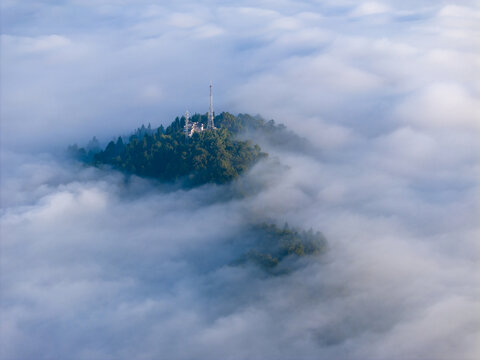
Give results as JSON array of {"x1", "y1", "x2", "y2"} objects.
[{"x1": 69, "y1": 113, "x2": 291, "y2": 186}]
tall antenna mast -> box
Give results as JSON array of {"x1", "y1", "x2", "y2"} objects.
[
  {"x1": 207, "y1": 82, "x2": 215, "y2": 130},
  {"x1": 184, "y1": 110, "x2": 190, "y2": 138}
]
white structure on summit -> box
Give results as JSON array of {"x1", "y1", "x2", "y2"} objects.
[
  {"x1": 184, "y1": 109, "x2": 204, "y2": 138},
  {"x1": 184, "y1": 83, "x2": 216, "y2": 138}
]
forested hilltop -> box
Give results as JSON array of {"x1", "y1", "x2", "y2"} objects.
[
  {"x1": 69, "y1": 113, "x2": 300, "y2": 186},
  {"x1": 68, "y1": 113, "x2": 327, "y2": 270},
  {"x1": 236, "y1": 223, "x2": 327, "y2": 271}
]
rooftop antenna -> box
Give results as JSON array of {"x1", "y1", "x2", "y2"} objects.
[
  {"x1": 184, "y1": 110, "x2": 190, "y2": 139},
  {"x1": 207, "y1": 82, "x2": 215, "y2": 130}
]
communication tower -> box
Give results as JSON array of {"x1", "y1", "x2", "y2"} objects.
[
  {"x1": 184, "y1": 110, "x2": 190, "y2": 138},
  {"x1": 207, "y1": 83, "x2": 215, "y2": 130}
]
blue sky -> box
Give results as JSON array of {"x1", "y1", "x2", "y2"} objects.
[{"x1": 1, "y1": 1, "x2": 479, "y2": 359}]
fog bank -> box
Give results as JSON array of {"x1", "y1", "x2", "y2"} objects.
[{"x1": 1, "y1": 0, "x2": 480, "y2": 359}]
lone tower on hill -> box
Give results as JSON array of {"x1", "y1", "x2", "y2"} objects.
[
  {"x1": 207, "y1": 82, "x2": 215, "y2": 130},
  {"x1": 184, "y1": 110, "x2": 190, "y2": 139}
]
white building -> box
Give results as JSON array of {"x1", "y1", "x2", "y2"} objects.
[{"x1": 184, "y1": 119, "x2": 204, "y2": 137}]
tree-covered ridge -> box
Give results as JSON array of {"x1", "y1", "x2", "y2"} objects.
[
  {"x1": 236, "y1": 223, "x2": 328, "y2": 271},
  {"x1": 68, "y1": 113, "x2": 329, "y2": 268},
  {"x1": 96, "y1": 128, "x2": 264, "y2": 186},
  {"x1": 70, "y1": 113, "x2": 280, "y2": 186}
]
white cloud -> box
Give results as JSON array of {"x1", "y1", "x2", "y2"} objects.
[
  {"x1": 138, "y1": 85, "x2": 164, "y2": 104},
  {"x1": 438, "y1": 4, "x2": 480, "y2": 19},
  {"x1": 395, "y1": 83, "x2": 480, "y2": 130},
  {"x1": 351, "y1": 2, "x2": 391, "y2": 17},
  {"x1": 168, "y1": 12, "x2": 205, "y2": 28},
  {"x1": 194, "y1": 24, "x2": 225, "y2": 38},
  {"x1": 1, "y1": 0, "x2": 480, "y2": 359},
  {"x1": 1, "y1": 34, "x2": 71, "y2": 54}
]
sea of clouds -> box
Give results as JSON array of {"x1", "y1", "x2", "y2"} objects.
[{"x1": 1, "y1": 1, "x2": 479, "y2": 359}]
